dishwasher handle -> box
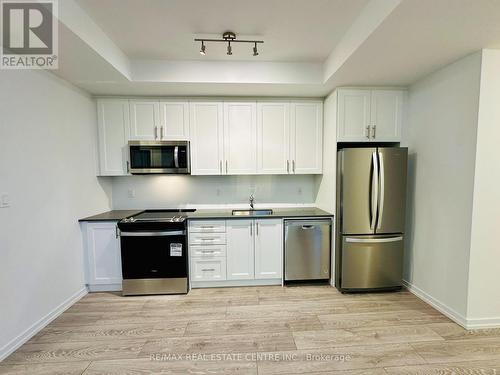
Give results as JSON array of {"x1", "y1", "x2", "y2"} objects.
[{"x1": 285, "y1": 219, "x2": 332, "y2": 228}]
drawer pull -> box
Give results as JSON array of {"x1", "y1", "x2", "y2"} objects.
[
  {"x1": 201, "y1": 238, "x2": 215, "y2": 241},
  {"x1": 201, "y1": 268, "x2": 215, "y2": 272},
  {"x1": 201, "y1": 226, "x2": 214, "y2": 229},
  {"x1": 201, "y1": 250, "x2": 215, "y2": 253}
]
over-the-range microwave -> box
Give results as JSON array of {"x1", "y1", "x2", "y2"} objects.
[{"x1": 128, "y1": 141, "x2": 190, "y2": 174}]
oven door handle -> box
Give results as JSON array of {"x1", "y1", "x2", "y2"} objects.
[{"x1": 120, "y1": 230, "x2": 185, "y2": 237}]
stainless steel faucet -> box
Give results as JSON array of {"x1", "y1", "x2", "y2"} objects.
[{"x1": 249, "y1": 193, "x2": 255, "y2": 209}]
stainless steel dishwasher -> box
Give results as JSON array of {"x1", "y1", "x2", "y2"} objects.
[{"x1": 284, "y1": 219, "x2": 332, "y2": 281}]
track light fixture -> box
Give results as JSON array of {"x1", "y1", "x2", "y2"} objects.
[{"x1": 194, "y1": 31, "x2": 263, "y2": 57}]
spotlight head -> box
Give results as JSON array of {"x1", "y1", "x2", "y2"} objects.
[{"x1": 253, "y1": 43, "x2": 259, "y2": 56}]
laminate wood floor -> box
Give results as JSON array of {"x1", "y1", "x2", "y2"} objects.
[{"x1": 2, "y1": 285, "x2": 500, "y2": 374}]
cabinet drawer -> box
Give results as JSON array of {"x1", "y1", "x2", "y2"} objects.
[
  {"x1": 190, "y1": 257, "x2": 227, "y2": 281},
  {"x1": 190, "y1": 245, "x2": 226, "y2": 257},
  {"x1": 189, "y1": 232, "x2": 226, "y2": 245},
  {"x1": 189, "y1": 220, "x2": 226, "y2": 233}
]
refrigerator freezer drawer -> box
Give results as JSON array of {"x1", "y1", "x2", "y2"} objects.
[{"x1": 341, "y1": 235, "x2": 403, "y2": 290}]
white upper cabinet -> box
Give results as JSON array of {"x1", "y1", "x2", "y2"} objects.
[
  {"x1": 226, "y1": 220, "x2": 254, "y2": 280},
  {"x1": 257, "y1": 102, "x2": 290, "y2": 174},
  {"x1": 97, "y1": 99, "x2": 130, "y2": 176},
  {"x1": 129, "y1": 100, "x2": 160, "y2": 140},
  {"x1": 159, "y1": 101, "x2": 189, "y2": 140},
  {"x1": 189, "y1": 101, "x2": 224, "y2": 175},
  {"x1": 224, "y1": 102, "x2": 257, "y2": 175},
  {"x1": 370, "y1": 90, "x2": 403, "y2": 142},
  {"x1": 337, "y1": 89, "x2": 371, "y2": 141},
  {"x1": 337, "y1": 88, "x2": 404, "y2": 142},
  {"x1": 130, "y1": 100, "x2": 189, "y2": 140},
  {"x1": 254, "y1": 219, "x2": 283, "y2": 279},
  {"x1": 290, "y1": 101, "x2": 323, "y2": 174}
]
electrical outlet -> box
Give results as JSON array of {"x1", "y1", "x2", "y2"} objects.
[
  {"x1": 0, "y1": 193, "x2": 10, "y2": 208},
  {"x1": 127, "y1": 189, "x2": 136, "y2": 198}
]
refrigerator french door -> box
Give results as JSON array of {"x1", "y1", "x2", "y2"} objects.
[{"x1": 336, "y1": 147, "x2": 407, "y2": 292}]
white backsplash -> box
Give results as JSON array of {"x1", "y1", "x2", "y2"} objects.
[{"x1": 111, "y1": 175, "x2": 318, "y2": 209}]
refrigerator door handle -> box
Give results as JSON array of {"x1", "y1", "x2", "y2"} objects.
[
  {"x1": 377, "y1": 151, "x2": 385, "y2": 230},
  {"x1": 345, "y1": 236, "x2": 403, "y2": 243},
  {"x1": 370, "y1": 151, "x2": 379, "y2": 230}
]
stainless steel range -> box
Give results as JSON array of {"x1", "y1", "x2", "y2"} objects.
[{"x1": 117, "y1": 209, "x2": 195, "y2": 296}]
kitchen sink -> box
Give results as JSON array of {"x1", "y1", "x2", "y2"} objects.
[{"x1": 232, "y1": 209, "x2": 274, "y2": 216}]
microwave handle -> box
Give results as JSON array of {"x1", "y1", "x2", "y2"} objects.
[{"x1": 174, "y1": 146, "x2": 179, "y2": 168}]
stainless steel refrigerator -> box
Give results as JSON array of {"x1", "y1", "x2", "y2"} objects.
[{"x1": 335, "y1": 147, "x2": 407, "y2": 292}]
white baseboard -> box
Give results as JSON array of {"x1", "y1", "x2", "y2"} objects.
[
  {"x1": 402, "y1": 279, "x2": 468, "y2": 328},
  {"x1": 465, "y1": 316, "x2": 500, "y2": 329},
  {"x1": 0, "y1": 287, "x2": 88, "y2": 362},
  {"x1": 191, "y1": 279, "x2": 282, "y2": 288},
  {"x1": 87, "y1": 283, "x2": 122, "y2": 292}
]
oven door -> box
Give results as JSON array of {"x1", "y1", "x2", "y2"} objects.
[
  {"x1": 120, "y1": 229, "x2": 188, "y2": 280},
  {"x1": 129, "y1": 141, "x2": 190, "y2": 174}
]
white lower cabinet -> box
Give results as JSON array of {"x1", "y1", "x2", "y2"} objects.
[
  {"x1": 190, "y1": 257, "x2": 227, "y2": 282},
  {"x1": 82, "y1": 221, "x2": 122, "y2": 291},
  {"x1": 226, "y1": 220, "x2": 255, "y2": 280},
  {"x1": 188, "y1": 219, "x2": 283, "y2": 287},
  {"x1": 254, "y1": 219, "x2": 283, "y2": 279}
]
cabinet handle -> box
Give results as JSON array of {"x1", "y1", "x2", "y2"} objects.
[
  {"x1": 256, "y1": 222, "x2": 259, "y2": 236},
  {"x1": 201, "y1": 250, "x2": 215, "y2": 253},
  {"x1": 219, "y1": 160, "x2": 222, "y2": 174},
  {"x1": 201, "y1": 268, "x2": 215, "y2": 272},
  {"x1": 115, "y1": 225, "x2": 120, "y2": 239},
  {"x1": 201, "y1": 226, "x2": 214, "y2": 229},
  {"x1": 154, "y1": 126, "x2": 158, "y2": 139},
  {"x1": 292, "y1": 160, "x2": 296, "y2": 173},
  {"x1": 250, "y1": 223, "x2": 253, "y2": 236},
  {"x1": 365, "y1": 126, "x2": 370, "y2": 139},
  {"x1": 372, "y1": 125, "x2": 376, "y2": 139},
  {"x1": 225, "y1": 160, "x2": 228, "y2": 174},
  {"x1": 160, "y1": 126, "x2": 163, "y2": 139},
  {"x1": 287, "y1": 160, "x2": 290, "y2": 173},
  {"x1": 126, "y1": 161, "x2": 130, "y2": 174},
  {"x1": 200, "y1": 238, "x2": 215, "y2": 241}
]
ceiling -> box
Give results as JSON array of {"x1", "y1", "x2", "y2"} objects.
[
  {"x1": 53, "y1": 0, "x2": 500, "y2": 97},
  {"x1": 75, "y1": 0, "x2": 369, "y2": 62}
]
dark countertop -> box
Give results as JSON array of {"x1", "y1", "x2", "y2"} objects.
[
  {"x1": 79, "y1": 207, "x2": 333, "y2": 222},
  {"x1": 186, "y1": 207, "x2": 333, "y2": 220},
  {"x1": 79, "y1": 210, "x2": 142, "y2": 222}
]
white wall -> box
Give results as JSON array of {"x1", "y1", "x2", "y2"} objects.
[
  {"x1": 0, "y1": 70, "x2": 112, "y2": 359},
  {"x1": 403, "y1": 52, "x2": 482, "y2": 321},
  {"x1": 111, "y1": 175, "x2": 317, "y2": 209},
  {"x1": 466, "y1": 49, "x2": 500, "y2": 325},
  {"x1": 315, "y1": 92, "x2": 337, "y2": 214}
]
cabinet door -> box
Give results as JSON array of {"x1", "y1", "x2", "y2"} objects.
[
  {"x1": 159, "y1": 101, "x2": 189, "y2": 140},
  {"x1": 85, "y1": 222, "x2": 122, "y2": 285},
  {"x1": 97, "y1": 99, "x2": 130, "y2": 176},
  {"x1": 290, "y1": 101, "x2": 323, "y2": 174},
  {"x1": 224, "y1": 102, "x2": 257, "y2": 175},
  {"x1": 129, "y1": 100, "x2": 159, "y2": 140},
  {"x1": 226, "y1": 220, "x2": 254, "y2": 280},
  {"x1": 337, "y1": 89, "x2": 371, "y2": 142},
  {"x1": 189, "y1": 101, "x2": 224, "y2": 175},
  {"x1": 257, "y1": 102, "x2": 290, "y2": 174},
  {"x1": 370, "y1": 90, "x2": 403, "y2": 142},
  {"x1": 254, "y1": 219, "x2": 283, "y2": 279}
]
